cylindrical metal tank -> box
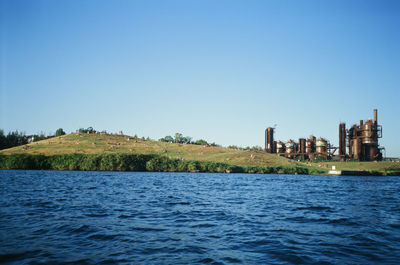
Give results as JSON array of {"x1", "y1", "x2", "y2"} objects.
[
  {"x1": 369, "y1": 144, "x2": 378, "y2": 160},
  {"x1": 285, "y1": 140, "x2": 296, "y2": 154},
  {"x1": 305, "y1": 140, "x2": 312, "y2": 154},
  {"x1": 316, "y1": 138, "x2": 327, "y2": 154},
  {"x1": 348, "y1": 125, "x2": 358, "y2": 159},
  {"x1": 344, "y1": 109, "x2": 382, "y2": 161},
  {"x1": 361, "y1": 120, "x2": 375, "y2": 144},
  {"x1": 265, "y1": 127, "x2": 274, "y2": 153},
  {"x1": 361, "y1": 144, "x2": 377, "y2": 161},
  {"x1": 351, "y1": 138, "x2": 360, "y2": 160},
  {"x1": 339, "y1": 123, "x2": 346, "y2": 158},
  {"x1": 348, "y1": 126, "x2": 354, "y2": 139},
  {"x1": 310, "y1": 136, "x2": 316, "y2": 152},
  {"x1": 298, "y1": 138, "x2": 306, "y2": 154}
]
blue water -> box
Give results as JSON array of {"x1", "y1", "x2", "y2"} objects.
[{"x1": 0, "y1": 170, "x2": 399, "y2": 264}]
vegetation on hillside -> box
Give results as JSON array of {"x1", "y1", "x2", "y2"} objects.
[
  {"x1": 0, "y1": 133, "x2": 297, "y2": 168},
  {"x1": 1, "y1": 129, "x2": 398, "y2": 175},
  {"x1": 159, "y1": 133, "x2": 219, "y2": 146},
  {"x1": 0, "y1": 129, "x2": 50, "y2": 150},
  {"x1": 0, "y1": 153, "x2": 327, "y2": 175},
  {"x1": 55, "y1": 128, "x2": 66, "y2": 136}
]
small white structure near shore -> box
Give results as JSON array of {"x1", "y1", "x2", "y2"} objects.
[{"x1": 328, "y1": 165, "x2": 342, "y2": 175}]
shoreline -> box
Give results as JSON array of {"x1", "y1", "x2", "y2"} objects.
[
  {"x1": 1, "y1": 153, "x2": 398, "y2": 176},
  {"x1": 0, "y1": 153, "x2": 325, "y2": 175}
]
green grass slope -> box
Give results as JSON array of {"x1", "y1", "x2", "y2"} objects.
[
  {"x1": 2, "y1": 133, "x2": 398, "y2": 175},
  {"x1": 0, "y1": 133, "x2": 294, "y2": 167}
]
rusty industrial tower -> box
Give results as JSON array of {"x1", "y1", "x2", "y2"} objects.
[{"x1": 265, "y1": 109, "x2": 383, "y2": 161}]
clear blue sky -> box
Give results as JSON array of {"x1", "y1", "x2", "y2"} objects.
[{"x1": 1, "y1": 0, "x2": 399, "y2": 156}]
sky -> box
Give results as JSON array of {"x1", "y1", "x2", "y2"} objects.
[{"x1": 1, "y1": 0, "x2": 399, "y2": 156}]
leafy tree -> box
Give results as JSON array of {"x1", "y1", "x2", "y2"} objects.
[
  {"x1": 183, "y1": 136, "x2": 192, "y2": 144},
  {"x1": 174, "y1": 133, "x2": 183, "y2": 143},
  {"x1": 164, "y1": 136, "x2": 174, "y2": 142},
  {"x1": 31, "y1": 133, "x2": 46, "y2": 142},
  {"x1": 159, "y1": 135, "x2": 174, "y2": 142},
  {"x1": 250, "y1": 146, "x2": 263, "y2": 151},
  {"x1": 78, "y1": 127, "x2": 95, "y2": 134},
  {"x1": 0, "y1": 130, "x2": 29, "y2": 150},
  {"x1": 0, "y1": 129, "x2": 6, "y2": 149},
  {"x1": 194, "y1": 139, "x2": 208, "y2": 145},
  {"x1": 173, "y1": 133, "x2": 193, "y2": 144},
  {"x1": 55, "y1": 128, "x2": 66, "y2": 136}
]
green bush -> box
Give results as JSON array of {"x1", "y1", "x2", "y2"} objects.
[
  {"x1": 0, "y1": 153, "x2": 330, "y2": 175},
  {"x1": 0, "y1": 154, "x2": 48, "y2": 169},
  {"x1": 47, "y1": 154, "x2": 83, "y2": 170},
  {"x1": 55, "y1": 128, "x2": 66, "y2": 136}
]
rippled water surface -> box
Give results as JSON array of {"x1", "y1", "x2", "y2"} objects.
[{"x1": 1, "y1": 170, "x2": 399, "y2": 264}]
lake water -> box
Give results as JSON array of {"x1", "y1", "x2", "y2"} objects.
[{"x1": 0, "y1": 170, "x2": 399, "y2": 264}]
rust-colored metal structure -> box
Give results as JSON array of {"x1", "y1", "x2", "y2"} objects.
[
  {"x1": 276, "y1": 141, "x2": 285, "y2": 154},
  {"x1": 298, "y1": 138, "x2": 306, "y2": 155},
  {"x1": 339, "y1": 123, "x2": 346, "y2": 161},
  {"x1": 264, "y1": 109, "x2": 383, "y2": 161},
  {"x1": 316, "y1": 138, "x2": 328, "y2": 160},
  {"x1": 305, "y1": 136, "x2": 315, "y2": 154},
  {"x1": 285, "y1": 140, "x2": 296, "y2": 158},
  {"x1": 348, "y1": 124, "x2": 361, "y2": 160},
  {"x1": 265, "y1": 127, "x2": 274, "y2": 153},
  {"x1": 348, "y1": 109, "x2": 382, "y2": 161},
  {"x1": 316, "y1": 138, "x2": 327, "y2": 154}
]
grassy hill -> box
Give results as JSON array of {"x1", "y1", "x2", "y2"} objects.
[
  {"x1": 1, "y1": 133, "x2": 399, "y2": 175},
  {"x1": 0, "y1": 133, "x2": 294, "y2": 167}
]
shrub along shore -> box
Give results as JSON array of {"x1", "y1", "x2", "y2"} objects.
[{"x1": 0, "y1": 153, "x2": 328, "y2": 175}]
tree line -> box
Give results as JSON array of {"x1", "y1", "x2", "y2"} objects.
[
  {"x1": 0, "y1": 128, "x2": 66, "y2": 150},
  {"x1": 159, "y1": 133, "x2": 219, "y2": 146},
  {"x1": 159, "y1": 133, "x2": 265, "y2": 150}
]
